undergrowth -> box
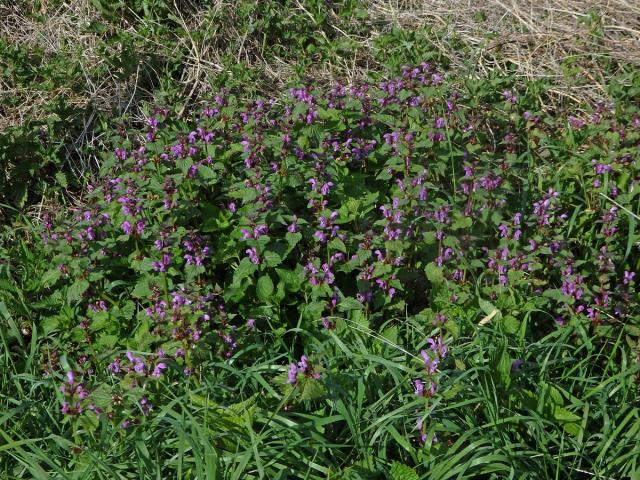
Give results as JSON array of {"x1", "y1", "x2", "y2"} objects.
[{"x1": 1, "y1": 59, "x2": 639, "y2": 478}]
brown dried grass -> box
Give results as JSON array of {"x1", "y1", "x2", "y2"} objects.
[
  {"x1": 0, "y1": 0, "x2": 139, "y2": 130},
  {"x1": 1, "y1": 0, "x2": 638, "y2": 132},
  {"x1": 365, "y1": 0, "x2": 640, "y2": 107}
]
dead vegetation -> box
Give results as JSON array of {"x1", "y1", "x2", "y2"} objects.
[
  {"x1": 1, "y1": 1, "x2": 638, "y2": 132},
  {"x1": 366, "y1": 0, "x2": 640, "y2": 106}
]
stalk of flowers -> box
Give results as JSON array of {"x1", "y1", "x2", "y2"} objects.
[
  {"x1": 59, "y1": 370, "x2": 97, "y2": 417},
  {"x1": 414, "y1": 334, "x2": 448, "y2": 445},
  {"x1": 286, "y1": 355, "x2": 321, "y2": 385}
]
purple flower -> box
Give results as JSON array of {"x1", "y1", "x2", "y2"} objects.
[
  {"x1": 121, "y1": 221, "x2": 133, "y2": 235},
  {"x1": 287, "y1": 363, "x2": 298, "y2": 384},
  {"x1": 246, "y1": 247, "x2": 260, "y2": 265},
  {"x1": 115, "y1": 148, "x2": 127, "y2": 160},
  {"x1": 420, "y1": 350, "x2": 439, "y2": 375},
  {"x1": 427, "y1": 336, "x2": 448, "y2": 359},
  {"x1": 108, "y1": 359, "x2": 121, "y2": 374},
  {"x1": 314, "y1": 230, "x2": 327, "y2": 243},
  {"x1": 134, "y1": 361, "x2": 145, "y2": 374},
  {"x1": 502, "y1": 90, "x2": 517, "y2": 104},
  {"x1": 152, "y1": 362, "x2": 167, "y2": 378},
  {"x1": 623, "y1": 271, "x2": 635, "y2": 285},
  {"x1": 287, "y1": 219, "x2": 299, "y2": 233}
]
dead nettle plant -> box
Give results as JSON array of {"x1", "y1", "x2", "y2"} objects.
[{"x1": 35, "y1": 61, "x2": 639, "y2": 445}]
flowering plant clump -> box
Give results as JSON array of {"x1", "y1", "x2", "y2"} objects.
[{"x1": 36, "y1": 62, "x2": 638, "y2": 456}]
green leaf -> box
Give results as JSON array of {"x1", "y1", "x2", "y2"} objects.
[
  {"x1": 298, "y1": 377, "x2": 326, "y2": 401},
  {"x1": 234, "y1": 257, "x2": 257, "y2": 284},
  {"x1": 479, "y1": 298, "x2": 502, "y2": 320},
  {"x1": 41, "y1": 268, "x2": 61, "y2": 288},
  {"x1": 256, "y1": 275, "x2": 274, "y2": 302},
  {"x1": 425, "y1": 262, "x2": 443, "y2": 284},
  {"x1": 263, "y1": 250, "x2": 282, "y2": 268},
  {"x1": 501, "y1": 315, "x2": 520, "y2": 335},
  {"x1": 276, "y1": 267, "x2": 304, "y2": 293},
  {"x1": 132, "y1": 276, "x2": 151, "y2": 299},
  {"x1": 67, "y1": 279, "x2": 89, "y2": 304},
  {"x1": 285, "y1": 231, "x2": 302, "y2": 251},
  {"x1": 491, "y1": 343, "x2": 512, "y2": 390},
  {"x1": 328, "y1": 237, "x2": 347, "y2": 253},
  {"x1": 338, "y1": 297, "x2": 363, "y2": 312},
  {"x1": 55, "y1": 171, "x2": 68, "y2": 188},
  {"x1": 390, "y1": 461, "x2": 419, "y2": 480},
  {"x1": 197, "y1": 165, "x2": 217, "y2": 180}
]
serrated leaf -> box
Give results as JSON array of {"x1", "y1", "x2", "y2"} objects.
[
  {"x1": 328, "y1": 237, "x2": 347, "y2": 253},
  {"x1": 425, "y1": 262, "x2": 443, "y2": 284},
  {"x1": 256, "y1": 275, "x2": 274, "y2": 302},
  {"x1": 263, "y1": 250, "x2": 282, "y2": 268},
  {"x1": 390, "y1": 462, "x2": 418, "y2": 480},
  {"x1": 234, "y1": 257, "x2": 257, "y2": 284},
  {"x1": 338, "y1": 297, "x2": 363, "y2": 312},
  {"x1": 298, "y1": 377, "x2": 326, "y2": 401},
  {"x1": 502, "y1": 315, "x2": 520, "y2": 334},
  {"x1": 67, "y1": 279, "x2": 89, "y2": 304},
  {"x1": 132, "y1": 277, "x2": 151, "y2": 299},
  {"x1": 42, "y1": 269, "x2": 61, "y2": 288},
  {"x1": 478, "y1": 298, "x2": 502, "y2": 321}
]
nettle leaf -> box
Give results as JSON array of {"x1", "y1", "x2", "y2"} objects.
[
  {"x1": 298, "y1": 377, "x2": 326, "y2": 402},
  {"x1": 491, "y1": 343, "x2": 512, "y2": 390},
  {"x1": 67, "y1": 279, "x2": 89, "y2": 304},
  {"x1": 95, "y1": 334, "x2": 118, "y2": 350},
  {"x1": 132, "y1": 257, "x2": 154, "y2": 273},
  {"x1": 276, "y1": 267, "x2": 304, "y2": 293},
  {"x1": 285, "y1": 231, "x2": 302, "y2": 251},
  {"x1": 389, "y1": 462, "x2": 419, "y2": 480},
  {"x1": 302, "y1": 301, "x2": 325, "y2": 322},
  {"x1": 256, "y1": 275, "x2": 274, "y2": 302},
  {"x1": 197, "y1": 165, "x2": 217, "y2": 180},
  {"x1": 328, "y1": 237, "x2": 347, "y2": 253},
  {"x1": 119, "y1": 301, "x2": 136, "y2": 320},
  {"x1": 501, "y1": 315, "x2": 520, "y2": 335},
  {"x1": 90, "y1": 384, "x2": 113, "y2": 410},
  {"x1": 263, "y1": 250, "x2": 282, "y2": 268},
  {"x1": 338, "y1": 297, "x2": 362, "y2": 312},
  {"x1": 233, "y1": 257, "x2": 257, "y2": 284},
  {"x1": 42, "y1": 268, "x2": 61, "y2": 288},
  {"x1": 132, "y1": 276, "x2": 152, "y2": 299},
  {"x1": 478, "y1": 298, "x2": 502, "y2": 321},
  {"x1": 424, "y1": 262, "x2": 443, "y2": 284}
]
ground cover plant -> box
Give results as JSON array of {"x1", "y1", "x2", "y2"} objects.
[
  {"x1": 2, "y1": 61, "x2": 640, "y2": 479},
  {"x1": 1, "y1": 1, "x2": 640, "y2": 479}
]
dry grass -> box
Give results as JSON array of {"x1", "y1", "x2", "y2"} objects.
[
  {"x1": 0, "y1": 1, "x2": 139, "y2": 129},
  {"x1": 366, "y1": 0, "x2": 640, "y2": 107},
  {"x1": 2, "y1": 0, "x2": 638, "y2": 133}
]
